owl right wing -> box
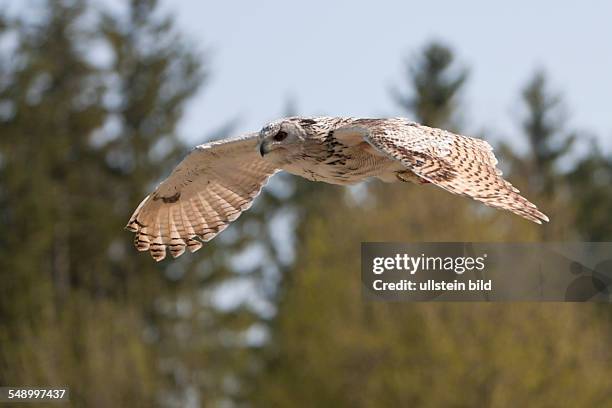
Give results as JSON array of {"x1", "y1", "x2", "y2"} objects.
[
  {"x1": 335, "y1": 118, "x2": 549, "y2": 224},
  {"x1": 126, "y1": 132, "x2": 279, "y2": 261}
]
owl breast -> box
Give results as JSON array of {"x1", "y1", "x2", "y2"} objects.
[{"x1": 282, "y1": 143, "x2": 403, "y2": 185}]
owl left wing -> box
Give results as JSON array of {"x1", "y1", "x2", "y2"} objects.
[
  {"x1": 335, "y1": 119, "x2": 549, "y2": 224},
  {"x1": 126, "y1": 132, "x2": 279, "y2": 261}
]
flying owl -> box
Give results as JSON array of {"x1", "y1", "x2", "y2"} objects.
[{"x1": 126, "y1": 117, "x2": 549, "y2": 261}]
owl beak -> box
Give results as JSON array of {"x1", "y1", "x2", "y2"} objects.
[{"x1": 259, "y1": 141, "x2": 269, "y2": 157}]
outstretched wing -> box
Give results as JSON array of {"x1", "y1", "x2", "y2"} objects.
[
  {"x1": 126, "y1": 132, "x2": 278, "y2": 261},
  {"x1": 337, "y1": 118, "x2": 549, "y2": 224}
]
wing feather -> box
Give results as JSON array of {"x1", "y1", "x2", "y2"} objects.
[
  {"x1": 346, "y1": 119, "x2": 549, "y2": 224},
  {"x1": 126, "y1": 132, "x2": 278, "y2": 261}
]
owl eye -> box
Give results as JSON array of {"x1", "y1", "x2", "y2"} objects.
[{"x1": 273, "y1": 131, "x2": 288, "y2": 142}]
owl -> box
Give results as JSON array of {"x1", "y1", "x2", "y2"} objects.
[{"x1": 127, "y1": 117, "x2": 548, "y2": 261}]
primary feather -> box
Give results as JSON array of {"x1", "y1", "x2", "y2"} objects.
[{"x1": 126, "y1": 132, "x2": 278, "y2": 261}]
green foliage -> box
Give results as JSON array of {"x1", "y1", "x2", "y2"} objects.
[
  {"x1": 254, "y1": 203, "x2": 611, "y2": 407},
  {"x1": 255, "y1": 44, "x2": 612, "y2": 407},
  {"x1": 0, "y1": 2, "x2": 298, "y2": 406},
  {"x1": 567, "y1": 145, "x2": 612, "y2": 240},
  {"x1": 0, "y1": 0, "x2": 202, "y2": 405}
]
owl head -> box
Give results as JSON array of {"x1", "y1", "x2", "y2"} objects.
[{"x1": 257, "y1": 118, "x2": 307, "y2": 162}]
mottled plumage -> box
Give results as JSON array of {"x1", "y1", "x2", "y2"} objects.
[{"x1": 126, "y1": 117, "x2": 549, "y2": 261}]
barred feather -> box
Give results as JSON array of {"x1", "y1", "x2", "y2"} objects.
[
  {"x1": 126, "y1": 132, "x2": 278, "y2": 261},
  {"x1": 357, "y1": 119, "x2": 549, "y2": 224}
]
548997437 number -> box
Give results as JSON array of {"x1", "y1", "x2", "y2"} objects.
[{"x1": 1, "y1": 387, "x2": 68, "y2": 402}]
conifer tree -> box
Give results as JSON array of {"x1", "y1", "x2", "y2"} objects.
[
  {"x1": 392, "y1": 41, "x2": 468, "y2": 129},
  {"x1": 567, "y1": 144, "x2": 612, "y2": 240},
  {"x1": 518, "y1": 71, "x2": 574, "y2": 194},
  {"x1": 0, "y1": 0, "x2": 204, "y2": 405}
]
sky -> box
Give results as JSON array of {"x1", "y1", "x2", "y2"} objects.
[
  {"x1": 161, "y1": 0, "x2": 612, "y2": 152},
  {"x1": 2, "y1": 0, "x2": 611, "y2": 150}
]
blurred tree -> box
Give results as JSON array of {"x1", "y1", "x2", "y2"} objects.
[
  {"x1": 0, "y1": 1, "x2": 305, "y2": 405},
  {"x1": 504, "y1": 71, "x2": 575, "y2": 195},
  {"x1": 252, "y1": 42, "x2": 611, "y2": 407},
  {"x1": 0, "y1": 0, "x2": 205, "y2": 406},
  {"x1": 498, "y1": 71, "x2": 579, "y2": 239},
  {"x1": 252, "y1": 202, "x2": 612, "y2": 407},
  {"x1": 391, "y1": 41, "x2": 468, "y2": 129},
  {"x1": 567, "y1": 143, "x2": 612, "y2": 240}
]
